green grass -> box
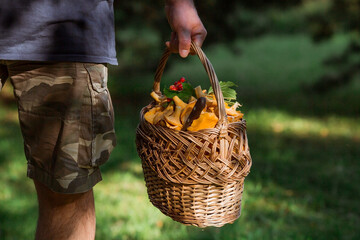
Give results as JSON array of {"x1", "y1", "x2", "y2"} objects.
[{"x1": 0, "y1": 33, "x2": 359, "y2": 240}]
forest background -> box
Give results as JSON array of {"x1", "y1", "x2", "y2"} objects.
[{"x1": 0, "y1": 0, "x2": 359, "y2": 239}]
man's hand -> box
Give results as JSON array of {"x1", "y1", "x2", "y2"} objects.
[{"x1": 165, "y1": 0, "x2": 207, "y2": 58}]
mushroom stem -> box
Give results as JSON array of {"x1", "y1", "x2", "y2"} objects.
[
  {"x1": 150, "y1": 91, "x2": 162, "y2": 102},
  {"x1": 195, "y1": 86, "x2": 206, "y2": 98},
  {"x1": 172, "y1": 96, "x2": 187, "y2": 109},
  {"x1": 165, "y1": 106, "x2": 183, "y2": 127}
]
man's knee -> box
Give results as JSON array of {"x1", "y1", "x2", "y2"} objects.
[{"x1": 34, "y1": 180, "x2": 94, "y2": 208}]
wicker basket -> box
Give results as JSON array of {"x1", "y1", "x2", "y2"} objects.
[{"x1": 136, "y1": 42, "x2": 252, "y2": 228}]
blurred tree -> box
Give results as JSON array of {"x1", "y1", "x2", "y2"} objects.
[
  {"x1": 307, "y1": 0, "x2": 360, "y2": 92},
  {"x1": 113, "y1": 1, "x2": 166, "y2": 74},
  {"x1": 112, "y1": 0, "x2": 360, "y2": 95},
  {"x1": 112, "y1": 0, "x2": 303, "y2": 76}
]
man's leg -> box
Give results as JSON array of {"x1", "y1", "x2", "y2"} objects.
[
  {"x1": 5, "y1": 61, "x2": 115, "y2": 238},
  {"x1": 34, "y1": 180, "x2": 96, "y2": 240}
]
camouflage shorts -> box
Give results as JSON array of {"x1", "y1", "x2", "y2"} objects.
[{"x1": 0, "y1": 61, "x2": 116, "y2": 194}]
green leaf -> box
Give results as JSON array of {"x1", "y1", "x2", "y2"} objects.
[
  {"x1": 208, "y1": 81, "x2": 238, "y2": 104},
  {"x1": 163, "y1": 82, "x2": 195, "y2": 103}
]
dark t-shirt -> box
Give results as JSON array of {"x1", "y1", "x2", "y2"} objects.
[{"x1": 0, "y1": 0, "x2": 118, "y2": 65}]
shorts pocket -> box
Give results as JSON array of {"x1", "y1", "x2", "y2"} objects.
[
  {"x1": 19, "y1": 111, "x2": 65, "y2": 172},
  {"x1": 84, "y1": 63, "x2": 108, "y2": 93},
  {"x1": 77, "y1": 63, "x2": 116, "y2": 168}
]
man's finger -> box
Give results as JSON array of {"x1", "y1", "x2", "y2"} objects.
[
  {"x1": 178, "y1": 29, "x2": 191, "y2": 58},
  {"x1": 192, "y1": 28, "x2": 207, "y2": 48},
  {"x1": 167, "y1": 32, "x2": 179, "y2": 53}
]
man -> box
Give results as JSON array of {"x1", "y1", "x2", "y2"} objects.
[{"x1": 0, "y1": 0, "x2": 206, "y2": 239}]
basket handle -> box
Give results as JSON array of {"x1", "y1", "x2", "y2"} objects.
[{"x1": 153, "y1": 42, "x2": 228, "y2": 131}]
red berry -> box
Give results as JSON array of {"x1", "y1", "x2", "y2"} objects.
[
  {"x1": 169, "y1": 85, "x2": 177, "y2": 91},
  {"x1": 174, "y1": 81, "x2": 181, "y2": 87},
  {"x1": 167, "y1": 98, "x2": 172, "y2": 102},
  {"x1": 180, "y1": 77, "x2": 185, "y2": 83},
  {"x1": 177, "y1": 85, "x2": 183, "y2": 90}
]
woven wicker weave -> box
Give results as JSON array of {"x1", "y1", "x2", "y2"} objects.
[{"x1": 136, "y1": 42, "x2": 252, "y2": 228}]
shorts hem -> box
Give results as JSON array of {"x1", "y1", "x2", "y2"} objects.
[
  {"x1": 27, "y1": 163, "x2": 102, "y2": 194},
  {"x1": 0, "y1": 54, "x2": 118, "y2": 65}
]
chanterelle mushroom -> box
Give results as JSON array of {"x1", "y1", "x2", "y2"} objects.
[
  {"x1": 144, "y1": 106, "x2": 161, "y2": 124},
  {"x1": 180, "y1": 101, "x2": 196, "y2": 124},
  {"x1": 188, "y1": 96, "x2": 197, "y2": 103},
  {"x1": 153, "y1": 103, "x2": 174, "y2": 125},
  {"x1": 188, "y1": 112, "x2": 218, "y2": 132},
  {"x1": 164, "y1": 105, "x2": 183, "y2": 130},
  {"x1": 206, "y1": 94, "x2": 217, "y2": 107},
  {"x1": 226, "y1": 102, "x2": 242, "y2": 116},
  {"x1": 194, "y1": 86, "x2": 206, "y2": 98},
  {"x1": 172, "y1": 96, "x2": 187, "y2": 109},
  {"x1": 150, "y1": 91, "x2": 166, "y2": 103}
]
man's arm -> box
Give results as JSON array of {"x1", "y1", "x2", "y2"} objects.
[{"x1": 165, "y1": 0, "x2": 207, "y2": 58}]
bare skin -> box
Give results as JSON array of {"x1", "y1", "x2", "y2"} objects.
[
  {"x1": 165, "y1": 0, "x2": 207, "y2": 57},
  {"x1": 34, "y1": 180, "x2": 96, "y2": 240}
]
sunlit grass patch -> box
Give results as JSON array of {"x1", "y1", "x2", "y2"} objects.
[
  {"x1": 242, "y1": 180, "x2": 327, "y2": 239},
  {"x1": 95, "y1": 171, "x2": 190, "y2": 240},
  {"x1": 247, "y1": 108, "x2": 360, "y2": 139}
]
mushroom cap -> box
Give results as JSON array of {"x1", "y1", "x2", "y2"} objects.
[
  {"x1": 172, "y1": 96, "x2": 187, "y2": 109},
  {"x1": 144, "y1": 106, "x2": 161, "y2": 124},
  {"x1": 187, "y1": 112, "x2": 218, "y2": 132}
]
